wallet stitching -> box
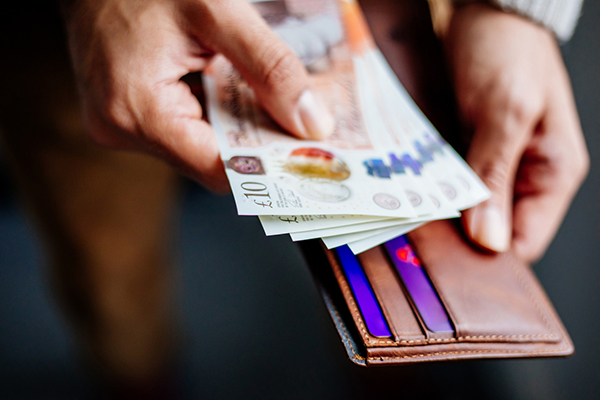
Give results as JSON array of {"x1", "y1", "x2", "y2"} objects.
[
  {"x1": 367, "y1": 345, "x2": 572, "y2": 362},
  {"x1": 331, "y1": 303, "x2": 366, "y2": 361},
  {"x1": 328, "y1": 250, "x2": 396, "y2": 346},
  {"x1": 331, "y1": 249, "x2": 557, "y2": 347},
  {"x1": 343, "y1": 259, "x2": 556, "y2": 345},
  {"x1": 507, "y1": 256, "x2": 558, "y2": 340},
  {"x1": 334, "y1": 259, "x2": 396, "y2": 345}
]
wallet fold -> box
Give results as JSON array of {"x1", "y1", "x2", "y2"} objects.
[{"x1": 300, "y1": 220, "x2": 574, "y2": 366}]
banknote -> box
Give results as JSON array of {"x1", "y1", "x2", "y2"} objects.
[
  {"x1": 259, "y1": 214, "x2": 393, "y2": 236},
  {"x1": 347, "y1": 222, "x2": 424, "y2": 254},
  {"x1": 364, "y1": 50, "x2": 490, "y2": 210},
  {"x1": 341, "y1": 0, "x2": 490, "y2": 211},
  {"x1": 203, "y1": 0, "x2": 459, "y2": 218},
  {"x1": 203, "y1": 0, "x2": 489, "y2": 253},
  {"x1": 321, "y1": 225, "x2": 400, "y2": 249},
  {"x1": 290, "y1": 217, "x2": 418, "y2": 241},
  {"x1": 203, "y1": 54, "x2": 418, "y2": 217},
  {"x1": 290, "y1": 206, "x2": 457, "y2": 241}
]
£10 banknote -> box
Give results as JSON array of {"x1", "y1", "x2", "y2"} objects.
[{"x1": 202, "y1": 0, "x2": 489, "y2": 253}]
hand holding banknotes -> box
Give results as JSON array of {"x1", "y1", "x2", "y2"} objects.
[
  {"x1": 63, "y1": 0, "x2": 588, "y2": 261},
  {"x1": 446, "y1": 4, "x2": 589, "y2": 261},
  {"x1": 62, "y1": 0, "x2": 333, "y2": 192}
]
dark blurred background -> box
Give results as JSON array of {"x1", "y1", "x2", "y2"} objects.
[{"x1": 0, "y1": 1, "x2": 598, "y2": 399}]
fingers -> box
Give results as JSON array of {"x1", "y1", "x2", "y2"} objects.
[
  {"x1": 139, "y1": 80, "x2": 230, "y2": 193},
  {"x1": 511, "y1": 81, "x2": 589, "y2": 262},
  {"x1": 447, "y1": 3, "x2": 588, "y2": 260},
  {"x1": 91, "y1": 76, "x2": 229, "y2": 193},
  {"x1": 74, "y1": 0, "x2": 335, "y2": 193},
  {"x1": 461, "y1": 93, "x2": 537, "y2": 253},
  {"x1": 189, "y1": 0, "x2": 334, "y2": 140},
  {"x1": 511, "y1": 190, "x2": 572, "y2": 262},
  {"x1": 463, "y1": 69, "x2": 589, "y2": 260}
]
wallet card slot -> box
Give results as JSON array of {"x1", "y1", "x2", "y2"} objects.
[
  {"x1": 325, "y1": 244, "x2": 397, "y2": 348},
  {"x1": 357, "y1": 247, "x2": 427, "y2": 344},
  {"x1": 336, "y1": 246, "x2": 392, "y2": 338},
  {"x1": 383, "y1": 236, "x2": 455, "y2": 339},
  {"x1": 407, "y1": 222, "x2": 559, "y2": 344},
  {"x1": 304, "y1": 225, "x2": 572, "y2": 366}
]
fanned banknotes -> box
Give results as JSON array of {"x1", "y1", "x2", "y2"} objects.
[{"x1": 203, "y1": 0, "x2": 489, "y2": 254}]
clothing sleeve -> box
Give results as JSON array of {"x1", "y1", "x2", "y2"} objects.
[{"x1": 454, "y1": 0, "x2": 584, "y2": 41}]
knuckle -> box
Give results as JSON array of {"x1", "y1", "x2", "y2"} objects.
[
  {"x1": 87, "y1": 124, "x2": 121, "y2": 149},
  {"x1": 475, "y1": 155, "x2": 513, "y2": 194},
  {"x1": 260, "y1": 44, "x2": 304, "y2": 92},
  {"x1": 487, "y1": 79, "x2": 540, "y2": 128},
  {"x1": 85, "y1": 97, "x2": 139, "y2": 149},
  {"x1": 533, "y1": 141, "x2": 590, "y2": 192},
  {"x1": 100, "y1": 92, "x2": 146, "y2": 135},
  {"x1": 506, "y1": 98, "x2": 536, "y2": 128},
  {"x1": 551, "y1": 129, "x2": 590, "y2": 187},
  {"x1": 565, "y1": 147, "x2": 590, "y2": 185},
  {"x1": 101, "y1": 99, "x2": 133, "y2": 132},
  {"x1": 576, "y1": 147, "x2": 590, "y2": 179}
]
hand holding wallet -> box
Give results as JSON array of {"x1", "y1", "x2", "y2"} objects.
[{"x1": 300, "y1": 221, "x2": 573, "y2": 366}]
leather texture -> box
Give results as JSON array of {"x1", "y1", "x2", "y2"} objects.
[{"x1": 307, "y1": 220, "x2": 574, "y2": 366}]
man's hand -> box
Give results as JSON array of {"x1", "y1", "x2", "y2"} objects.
[
  {"x1": 446, "y1": 4, "x2": 589, "y2": 261},
  {"x1": 63, "y1": 0, "x2": 333, "y2": 192}
]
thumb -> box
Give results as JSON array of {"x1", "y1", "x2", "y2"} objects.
[
  {"x1": 462, "y1": 115, "x2": 532, "y2": 253},
  {"x1": 193, "y1": 0, "x2": 334, "y2": 139}
]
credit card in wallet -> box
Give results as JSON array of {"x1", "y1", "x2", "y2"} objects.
[
  {"x1": 384, "y1": 236, "x2": 454, "y2": 333},
  {"x1": 336, "y1": 245, "x2": 392, "y2": 338}
]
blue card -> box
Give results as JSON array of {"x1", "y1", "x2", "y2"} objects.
[
  {"x1": 384, "y1": 236, "x2": 454, "y2": 333},
  {"x1": 336, "y1": 245, "x2": 392, "y2": 338}
]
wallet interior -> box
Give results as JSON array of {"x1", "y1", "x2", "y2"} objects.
[{"x1": 300, "y1": 220, "x2": 574, "y2": 366}]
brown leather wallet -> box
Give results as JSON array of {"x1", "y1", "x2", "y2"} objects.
[{"x1": 299, "y1": 220, "x2": 573, "y2": 366}]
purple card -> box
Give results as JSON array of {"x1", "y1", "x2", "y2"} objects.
[
  {"x1": 336, "y1": 245, "x2": 392, "y2": 338},
  {"x1": 384, "y1": 236, "x2": 454, "y2": 333}
]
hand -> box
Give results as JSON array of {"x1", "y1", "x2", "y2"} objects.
[
  {"x1": 62, "y1": 0, "x2": 334, "y2": 192},
  {"x1": 445, "y1": 4, "x2": 589, "y2": 262}
]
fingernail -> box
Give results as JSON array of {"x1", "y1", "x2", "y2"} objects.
[
  {"x1": 468, "y1": 204, "x2": 510, "y2": 252},
  {"x1": 295, "y1": 89, "x2": 335, "y2": 140}
]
